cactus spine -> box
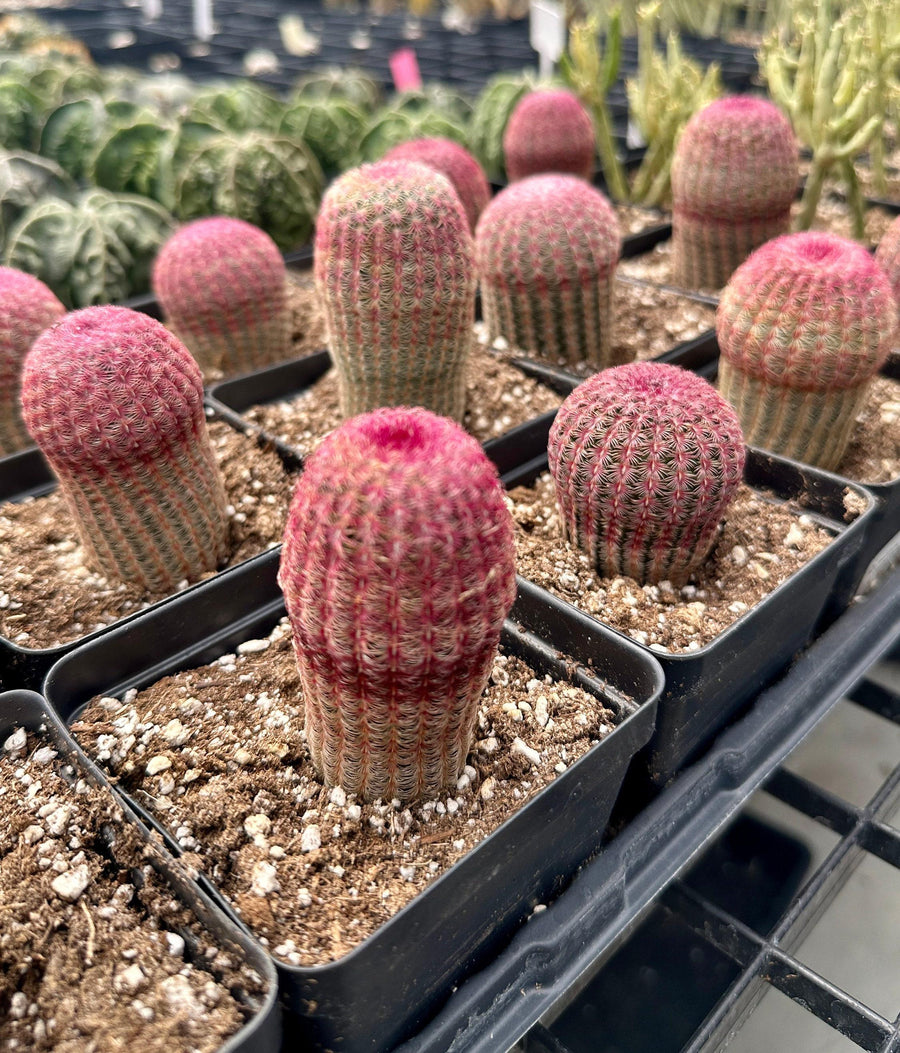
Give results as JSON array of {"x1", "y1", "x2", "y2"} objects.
[
  {"x1": 502, "y1": 88, "x2": 596, "y2": 183},
  {"x1": 21, "y1": 306, "x2": 229, "y2": 592},
  {"x1": 548, "y1": 362, "x2": 745, "y2": 587},
  {"x1": 279, "y1": 406, "x2": 517, "y2": 803},
  {"x1": 383, "y1": 137, "x2": 490, "y2": 232}
]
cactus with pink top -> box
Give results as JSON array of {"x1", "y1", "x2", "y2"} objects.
[
  {"x1": 671, "y1": 96, "x2": 798, "y2": 290},
  {"x1": 717, "y1": 232, "x2": 897, "y2": 471},
  {"x1": 548, "y1": 362, "x2": 745, "y2": 586},
  {"x1": 314, "y1": 160, "x2": 476, "y2": 422},
  {"x1": 476, "y1": 174, "x2": 622, "y2": 369},
  {"x1": 279, "y1": 406, "x2": 517, "y2": 803},
  {"x1": 22, "y1": 306, "x2": 229, "y2": 593},
  {"x1": 503, "y1": 88, "x2": 596, "y2": 183},
  {"x1": 0, "y1": 267, "x2": 64, "y2": 455},
  {"x1": 875, "y1": 216, "x2": 900, "y2": 327},
  {"x1": 152, "y1": 217, "x2": 290, "y2": 378}
]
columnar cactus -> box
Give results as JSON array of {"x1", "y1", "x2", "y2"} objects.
[
  {"x1": 717, "y1": 232, "x2": 897, "y2": 471},
  {"x1": 278, "y1": 406, "x2": 517, "y2": 802},
  {"x1": 314, "y1": 160, "x2": 476, "y2": 421},
  {"x1": 875, "y1": 216, "x2": 900, "y2": 325},
  {"x1": 22, "y1": 306, "x2": 229, "y2": 593},
  {"x1": 0, "y1": 266, "x2": 64, "y2": 454},
  {"x1": 476, "y1": 174, "x2": 621, "y2": 369},
  {"x1": 548, "y1": 362, "x2": 745, "y2": 586},
  {"x1": 502, "y1": 88, "x2": 596, "y2": 183},
  {"x1": 671, "y1": 96, "x2": 797, "y2": 290},
  {"x1": 153, "y1": 217, "x2": 290, "y2": 377},
  {"x1": 383, "y1": 137, "x2": 490, "y2": 232}
]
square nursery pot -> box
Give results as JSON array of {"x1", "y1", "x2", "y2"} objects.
[
  {"x1": 499, "y1": 416, "x2": 878, "y2": 788},
  {"x1": 0, "y1": 689, "x2": 281, "y2": 1053},
  {"x1": 42, "y1": 546, "x2": 663, "y2": 1053}
]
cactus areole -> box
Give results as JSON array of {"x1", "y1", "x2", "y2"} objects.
[
  {"x1": 278, "y1": 406, "x2": 517, "y2": 803},
  {"x1": 548, "y1": 362, "x2": 745, "y2": 587}
]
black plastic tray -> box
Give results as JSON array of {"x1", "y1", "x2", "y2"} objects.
[
  {"x1": 0, "y1": 689, "x2": 282, "y2": 1053},
  {"x1": 42, "y1": 546, "x2": 663, "y2": 1053}
]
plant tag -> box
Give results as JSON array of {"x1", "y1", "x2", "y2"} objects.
[
  {"x1": 193, "y1": 0, "x2": 213, "y2": 41},
  {"x1": 390, "y1": 48, "x2": 423, "y2": 92},
  {"x1": 529, "y1": 0, "x2": 565, "y2": 77}
]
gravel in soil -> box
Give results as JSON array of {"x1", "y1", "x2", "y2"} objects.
[
  {"x1": 0, "y1": 725, "x2": 267, "y2": 1052},
  {"x1": 71, "y1": 623, "x2": 619, "y2": 966},
  {"x1": 837, "y1": 374, "x2": 900, "y2": 485},
  {"x1": 0, "y1": 422, "x2": 296, "y2": 649}
]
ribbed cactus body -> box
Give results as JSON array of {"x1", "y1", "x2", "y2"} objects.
[
  {"x1": 476, "y1": 174, "x2": 621, "y2": 368},
  {"x1": 383, "y1": 137, "x2": 490, "y2": 232},
  {"x1": 153, "y1": 217, "x2": 290, "y2": 378},
  {"x1": 671, "y1": 96, "x2": 797, "y2": 290},
  {"x1": 278, "y1": 407, "x2": 517, "y2": 802},
  {"x1": 22, "y1": 306, "x2": 229, "y2": 593},
  {"x1": 717, "y1": 232, "x2": 897, "y2": 471},
  {"x1": 314, "y1": 160, "x2": 476, "y2": 421},
  {"x1": 549, "y1": 362, "x2": 745, "y2": 586},
  {"x1": 875, "y1": 216, "x2": 900, "y2": 326},
  {"x1": 0, "y1": 266, "x2": 64, "y2": 455},
  {"x1": 503, "y1": 88, "x2": 596, "y2": 182}
]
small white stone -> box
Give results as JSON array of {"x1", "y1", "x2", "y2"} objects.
[
  {"x1": 301, "y1": 824, "x2": 321, "y2": 853},
  {"x1": 399, "y1": 865, "x2": 416, "y2": 882},
  {"x1": 452, "y1": 838, "x2": 466, "y2": 852},
  {"x1": 731, "y1": 545, "x2": 748, "y2": 566},
  {"x1": 534, "y1": 696, "x2": 550, "y2": 727},
  {"x1": 9, "y1": 992, "x2": 28, "y2": 1019},
  {"x1": 345, "y1": 804, "x2": 362, "y2": 822},
  {"x1": 243, "y1": 813, "x2": 272, "y2": 839},
  {"x1": 512, "y1": 737, "x2": 541, "y2": 767},
  {"x1": 250, "y1": 860, "x2": 280, "y2": 896},
  {"x1": 31, "y1": 746, "x2": 57, "y2": 766},
  {"x1": 446, "y1": 797, "x2": 459, "y2": 815},
  {"x1": 4, "y1": 728, "x2": 26, "y2": 753},
  {"x1": 329, "y1": 786, "x2": 347, "y2": 808},
  {"x1": 23, "y1": 824, "x2": 44, "y2": 845},
  {"x1": 297, "y1": 888, "x2": 312, "y2": 908},
  {"x1": 479, "y1": 777, "x2": 495, "y2": 801},
  {"x1": 456, "y1": 772, "x2": 471, "y2": 791},
  {"x1": 51, "y1": 864, "x2": 91, "y2": 902},
  {"x1": 145, "y1": 755, "x2": 171, "y2": 776},
  {"x1": 237, "y1": 638, "x2": 269, "y2": 654},
  {"x1": 161, "y1": 719, "x2": 187, "y2": 745},
  {"x1": 165, "y1": 932, "x2": 185, "y2": 957},
  {"x1": 269, "y1": 845, "x2": 285, "y2": 859},
  {"x1": 784, "y1": 523, "x2": 805, "y2": 548}
]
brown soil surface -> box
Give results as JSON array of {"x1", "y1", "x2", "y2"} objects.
[{"x1": 839, "y1": 374, "x2": 900, "y2": 485}]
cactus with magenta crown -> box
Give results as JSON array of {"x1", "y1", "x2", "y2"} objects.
[
  {"x1": 314, "y1": 160, "x2": 475, "y2": 421},
  {"x1": 278, "y1": 406, "x2": 517, "y2": 803},
  {"x1": 21, "y1": 306, "x2": 229, "y2": 593},
  {"x1": 0, "y1": 266, "x2": 64, "y2": 454},
  {"x1": 383, "y1": 137, "x2": 490, "y2": 232},
  {"x1": 548, "y1": 362, "x2": 745, "y2": 587},
  {"x1": 502, "y1": 88, "x2": 596, "y2": 183},
  {"x1": 476, "y1": 174, "x2": 621, "y2": 369},
  {"x1": 875, "y1": 216, "x2": 900, "y2": 326},
  {"x1": 153, "y1": 217, "x2": 290, "y2": 377},
  {"x1": 671, "y1": 96, "x2": 797, "y2": 291},
  {"x1": 468, "y1": 70, "x2": 540, "y2": 182},
  {"x1": 717, "y1": 232, "x2": 897, "y2": 471}
]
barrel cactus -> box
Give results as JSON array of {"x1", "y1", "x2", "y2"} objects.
[
  {"x1": 469, "y1": 70, "x2": 540, "y2": 181},
  {"x1": 278, "y1": 406, "x2": 517, "y2": 802},
  {"x1": 357, "y1": 106, "x2": 468, "y2": 164},
  {"x1": 383, "y1": 136, "x2": 490, "y2": 231},
  {"x1": 278, "y1": 96, "x2": 367, "y2": 177},
  {"x1": 503, "y1": 88, "x2": 596, "y2": 183},
  {"x1": 293, "y1": 66, "x2": 382, "y2": 114}
]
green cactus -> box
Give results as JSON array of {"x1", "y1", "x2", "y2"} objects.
[
  {"x1": 468, "y1": 70, "x2": 542, "y2": 182},
  {"x1": 357, "y1": 106, "x2": 468, "y2": 163},
  {"x1": 278, "y1": 96, "x2": 367, "y2": 176},
  {"x1": 0, "y1": 150, "x2": 74, "y2": 249},
  {"x1": 293, "y1": 66, "x2": 383, "y2": 114}
]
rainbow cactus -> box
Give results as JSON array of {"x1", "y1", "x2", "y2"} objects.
[
  {"x1": 314, "y1": 160, "x2": 476, "y2": 421},
  {"x1": 152, "y1": 217, "x2": 290, "y2": 378},
  {"x1": 279, "y1": 406, "x2": 517, "y2": 802},
  {"x1": 549, "y1": 362, "x2": 745, "y2": 586},
  {"x1": 502, "y1": 88, "x2": 596, "y2": 183},
  {"x1": 717, "y1": 232, "x2": 897, "y2": 471},
  {"x1": 22, "y1": 306, "x2": 229, "y2": 593},
  {"x1": 476, "y1": 174, "x2": 621, "y2": 369},
  {"x1": 875, "y1": 216, "x2": 900, "y2": 327},
  {"x1": 0, "y1": 266, "x2": 64, "y2": 455},
  {"x1": 671, "y1": 96, "x2": 798, "y2": 290},
  {"x1": 383, "y1": 136, "x2": 490, "y2": 232}
]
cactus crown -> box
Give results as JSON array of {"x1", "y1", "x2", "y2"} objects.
[{"x1": 502, "y1": 88, "x2": 596, "y2": 182}]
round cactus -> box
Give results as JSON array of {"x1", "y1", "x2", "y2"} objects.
[
  {"x1": 469, "y1": 71, "x2": 540, "y2": 181},
  {"x1": 314, "y1": 160, "x2": 476, "y2": 421},
  {"x1": 671, "y1": 96, "x2": 797, "y2": 291},
  {"x1": 875, "y1": 215, "x2": 900, "y2": 327},
  {"x1": 153, "y1": 217, "x2": 290, "y2": 378},
  {"x1": 476, "y1": 174, "x2": 621, "y2": 369},
  {"x1": 21, "y1": 306, "x2": 229, "y2": 593},
  {"x1": 548, "y1": 362, "x2": 745, "y2": 586},
  {"x1": 383, "y1": 137, "x2": 490, "y2": 232},
  {"x1": 0, "y1": 266, "x2": 64, "y2": 454},
  {"x1": 502, "y1": 88, "x2": 596, "y2": 183},
  {"x1": 278, "y1": 406, "x2": 517, "y2": 802},
  {"x1": 717, "y1": 232, "x2": 897, "y2": 470}
]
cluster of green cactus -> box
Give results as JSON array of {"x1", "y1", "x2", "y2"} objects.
[{"x1": 467, "y1": 70, "x2": 541, "y2": 181}]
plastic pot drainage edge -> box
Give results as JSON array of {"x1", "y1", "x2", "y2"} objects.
[
  {"x1": 0, "y1": 689, "x2": 282, "y2": 1053},
  {"x1": 42, "y1": 546, "x2": 663, "y2": 1053}
]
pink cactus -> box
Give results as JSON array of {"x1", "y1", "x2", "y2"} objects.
[
  {"x1": 549, "y1": 362, "x2": 745, "y2": 586},
  {"x1": 0, "y1": 267, "x2": 65, "y2": 455},
  {"x1": 476, "y1": 174, "x2": 621, "y2": 368},
  {"x1": 279, "y1": 406, "x2": 517, "y2": 802},
  {"x1": 717, "y1": 232, "x2": 897, "y2": 470},
  {"x1": 502, "y1": 88, "x2": 596, "y2": 183},
  {"x1": 875, "y1": 215, "x2": 900, "y2": 327},
  {"x1": 152, "y1": 217, "x2": 290, "y2": 377},
  {"x1": 671, "y1": 96, "x2": 798, "y2": 290},
  {"x1": 22, "y1": 306, "x2": 229, "y2": 592}
]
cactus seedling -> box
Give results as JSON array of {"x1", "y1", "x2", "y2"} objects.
[
  {"x1": 548, "y1": 362, "x2": 745, "y2": 587},
  {"x1": 717, "y1": 232, "x2": 897, "y2": 471},
  {"x1": 503, "y1": 88, "x2": 596, "y2": 183},
  {"x1": 0, "y1": 266, "x2": 64, "y2": 454},
  {"x1": 279, "y1": 406, "x2": 517, "y2": 803},
  {"x1": 22, "y1": 306, "x2": 229, "y2": 593},
  {"x1": 314, "y1": 160, "x2": 476, "y2": 421},
  {"x1": 383, "y1": 137, "x2": 490, "y2": 232},
  {"x1": 153, "y1": 217, "x2": 290, "y2": 377}
]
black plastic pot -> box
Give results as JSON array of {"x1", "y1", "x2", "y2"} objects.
[
  {"x1": 0, "y1": 688, "x2": 282, "y2": 1053},
  {"x1": 43, "y1": 547, "x2": 663, "y2": 1053}
]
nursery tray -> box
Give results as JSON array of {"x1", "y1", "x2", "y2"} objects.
[
  {"x1": 0, "y1": 688, "x2": 282, "y2": 1053},
  {"x1": 42, "y1": 546, "x2": 663, "y2": 1053}
]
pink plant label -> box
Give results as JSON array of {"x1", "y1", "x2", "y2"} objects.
[{"x1": 390, "y1": 48, "x2": 422, "y2": 92}]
